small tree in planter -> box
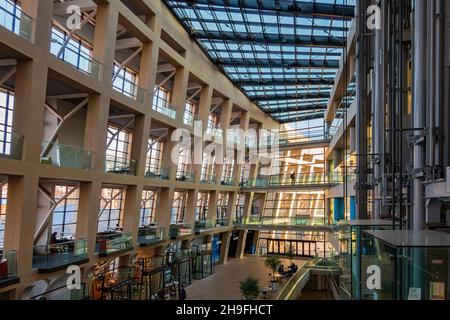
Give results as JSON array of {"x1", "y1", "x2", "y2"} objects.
[
  {"x1": 286, "y1": 247, "x2": 295, "y2": 265},
  {"x1": 239, "y1": 277, "x2": 260, "y2": 300},
  {"x1": 264, "y1": 256, "x2": 281, "y2": 281}
]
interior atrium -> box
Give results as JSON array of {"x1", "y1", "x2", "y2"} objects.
[{"x1": 0, "y1": 0, "x2": 450, "y2": 302}]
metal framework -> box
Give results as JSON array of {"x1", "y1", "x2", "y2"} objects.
[{"x1": 163, "y1": 0, "x2": 355, "y2": 122}]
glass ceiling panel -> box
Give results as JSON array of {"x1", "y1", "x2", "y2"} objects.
[{"x1": 163, "y1": 0, "x2": 355, "y2": 123}]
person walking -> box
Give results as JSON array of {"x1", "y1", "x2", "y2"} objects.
[
  {"x1": 290, "y1": 171, "x2": 296, "y2": 185},
  {"x1": 179, "y1": 285, "x2": 187, "y2": 301}
]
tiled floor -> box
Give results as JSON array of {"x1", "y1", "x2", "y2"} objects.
[{"x1": 185, "y1": 256, "x2": 308, "y2": 300}]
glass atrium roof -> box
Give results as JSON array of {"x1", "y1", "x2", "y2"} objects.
[{"x1": 163, "y1": 0, "x2": 355, "y2": 124}]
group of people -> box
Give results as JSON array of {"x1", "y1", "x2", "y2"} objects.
[{"x1": 278, "y1": 262, "x2": 299, "y2": 277}]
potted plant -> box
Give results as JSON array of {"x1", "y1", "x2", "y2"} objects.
[
  {"x1": 239, "y1": 277, "x2": 260, "y2": 300},
  {"x1": 264, "y1": 256, "x2": 281, "y2": 282},
  {"x1": 286, "y1": 246, "x2": 295, "y2": 265}
]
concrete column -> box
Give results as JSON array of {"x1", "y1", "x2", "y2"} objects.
[
  {"x1": 12, "y1": 60, "x2": 47, "y2": 162},
  {"x1": 172, "y1": 67, "x2": 189, "y2": 124},
  {"x1": 92, "y1": 2, "x2": 119, "y2": 85},
  {"x1": 185, "y1": 189, "x2": 199, "y2": 225},
  {"x1": 208, "y1": 191, "x2": 218, "y2": 220},
  {"x1": 215, "y1": 99, "x2": 232, "y2": 184},
  {"x1": 123, "y1": 185, "x2": 143, "y2": 244},
  {"x1": 413, "y1": 0, "x2": 427, "y2": 230},
  {"x1": 3, "y1": 176, "x2": 39, "y2": 295},
  {"x1": 235, "y1": 230, "x2": 248, "y2": 259},
  {"x1": 155, "y1": 187, "x2": 174, "y2": 237},
  {"x1": 131, "y1": 115, "x2": 151, "y2": 177},
  {"x1": 21, "y1": 0, "x2": 53, "y2": 48},
  {"x1": 84, "y1": 94, "x2": 109, "y2": 171},
  {"x1": 194, "y1": 86, "x2": 213, "y2": 182},
  {"x1": 162, "y1": 128, "x2": 179, "y2": 182},
  {"x1": 218, "y1": 231, "x2": 231, "y2": 264},
  {"x1": 76, "y1": 181, "x2": 102, "y2": 260},
  {"x1": 226, "y1": 191, "x2": 238, "y2": 225},
  {"x1": 140, "y1": 41, "x2": 160, "y2": 105}
]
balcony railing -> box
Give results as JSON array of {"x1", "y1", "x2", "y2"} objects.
[
  {"x1": 137, "y1": 226, "x2": 164, "y2": 245},
  {"x1": 194, "y1": 219, "x2": 215, "y2": 233},
  {"x1": 50, "y1": 29, "x2": 101, "y2": 80},
  {"x1": 176, "y1": 170, "x2": 195, "y2": 182},
  {"x1": 112, "y1": 75, "x2": 146, "y2": 104},
  {"x1": 32, "y1": 239, "x2": 88, "y2": 272},
  {"x1": 0, "y1": 250, "x2": 19, "y2": 287},
  {"x1": 215, "y1": 217, "x2": 229, "y2": 227},
  {"x1": 96, "y1": 231, "x2": 133, "y2": 257},
  {"x1": 169, "y1": 223, "x2": 193, "y2": 239},
  {"x1": 145, "y1": 166, "x2": 170, "y2": 180},
  {"x1": 235, "y1": 215, "x2": 337, "y2": 227},
  {"x1": 201, "y1": 173, "x2": 217, "y2": 184},
  {"x1": 152, "y1": 100, "x2": 177, "y2": 119},
  {"x1": 0, "y1": 0, "x2": 33, "y2": 41},
  {"x1": 105, "y1": 155, "x2": 136, "y2": 175},
  {"x1": 40, "y1": 141, "x2": 93, "y2": 170},
  {"x1": 241, "y1": 173, "x2": 355, "y2": 189},
  {"x1": 221, "y1": 176, "x2": 235, "y2": 186},
  {"x1": 0, "y1": 132, "x2": 23, "y2": 160}
]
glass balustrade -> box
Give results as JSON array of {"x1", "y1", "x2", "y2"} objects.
[
  {"x1": 241, "y1": 173, "x2": 356, "y2": 189},
  {"x1": 215, "y1": 217, "x2": 229, "y2": 227},
  {"x1": 96, "y1": 231, "x2": 133, "y2": 256},
  {"x1": 0, "y1": 250, "x2": 17, "y2": 282},
  {"x1": 169, "y1": 223, "x2": 193, "y2": 239},
  {"x1": 176, "y1": 170, "x2": 195, "y2": 182},
  {"x1": 137, "y1": 226, "x2": 164, "y2": 245},
  {"x1": 0, "y1": 132, "x2": 23, "y2": 160},
  {"x1": 194, "y1": 219, "x2": 215, "y2": 233},
  {"x1": 40, "y1": 141, "x2": 93, "y2": 170},
  {"x1": 152, "y1": 99, "x2": 177, "y2": 119},
  {"x1": 0, "y1": 0, "x2": 33, "y2": 41},
  {"x1": 221, "y1": 176, "x2": 235, "y2": 186},
  {"x1": 105, "y1": 155, "x2": 136, "y2": 175},
  {"x1": 32, "y1": 239, "x2": 88, "y2": 271},
  {"x1": 237, "y1": 216, "x2": 335, "y2": 227},
  {"x1": 145, "y1": 166, "x2": 170, "y2": 180},
  {"x1": 50, "y1": 29, "x2": 101, "y2": 79},
  {"x1": 112, "y1": 75, "x2": 146, "y2": 103},
  {"x1": 201, "y1": 174, "x2": 217, "y2": 184}
]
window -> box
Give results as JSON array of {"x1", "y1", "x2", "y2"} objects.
[
  {"x1": 98, "y1": 188, "x2": 125, "y2": 232},
  {"x1": 240, "y1": 161, "x2": 250, "y2": 185},
  {"x1": 106, "y1": 125, "x2": 132, "y2": 168},
  {"x1": 50, "y1": 26, "x2": 94, "y2": 75},
  {"x1": 0, "y1": 183, "x2": 7, "y2": 249},
  {"x1": 0, "y1": 0, "x2": 23, "y2": 36},
  {"x1": 140, "y1": 190, "x2": 158, "y2": 227},
  {"x1": 235, "y1": 193, "x2": 246, "y2": 222},
  {"x1": 184, "y1": 101, "x2": 195, "y2": 126},
  {"x1": 146, "y1": 138, "x2": 163, "y2": 174},
  {"x1": 0, "y1": 89, "x2": 14, "y2": 155},
  {"x1": 176, "y1": 145, "x2": 191, "y2": 179},
  {"x1": 112, "y1": 63, "x2": 138, "y2": 98},
  {"x1": 207, "y1": 114, "x2": 219, "y2": 132},
  {"x1": 153, "y1": 87, "x2": 170, "y2": 112},
  {"x1": 221, "y1": 158, "x2": 234, "y2": 181},
  {"x1": 263, "y1": 191, "x2": 325, "y2": 220},
  {"x1": 195, "y1": 192, "x2": 209, "y2": 221},
  {"x1": 52, "y1": 185, "x2": 79, "y2": 239},
  {"x1": 201, "y1": 152, "x2": 215, "y2": 181},
  {"x1": 171, "y1": 191, "x2": 188, "y2": 224},
  {"x1": 217, "y1": 193, "x2": 229, "y2": 219}
]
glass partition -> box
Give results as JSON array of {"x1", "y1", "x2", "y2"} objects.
[
  {"x1": 0, "y1": 132, "x2": 23, "y2": 160},
  {"x1": 201, "y1": 174, "x2": 217, "y2": 184},
  {"x1": 361, "y1": 230, "x2": 450, "y2": 300},
  {"x1": 137, "y1": 226, "x2": 164, "y2": 245},
  {"x1": 0, "y1": 250, "x2": 17, "y2": 279},
  {"x1": 194, "y1": 219, "x2": 215, "y2": 233},
  {"x1": 96, "y1": 232, "x2": 133, "y2": 256},
  {"x1": 105, "y1": 155, "x2": 136, "y2": 175},
  {"x1": 169, "y1": 223, "x2": 193, "y2": 239},
  {"x1": 145, "y1": 167, "x2": 170, "y2": 180},
  {"x1": 32, "y1": 239, "x2": 88, "y2": 270},
  {"x1": 0, "y1": 0, "x2": 33, "y2": 41},
  {"x1": 41, "y1": 141, "x2": 93, "y2": 170}
]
